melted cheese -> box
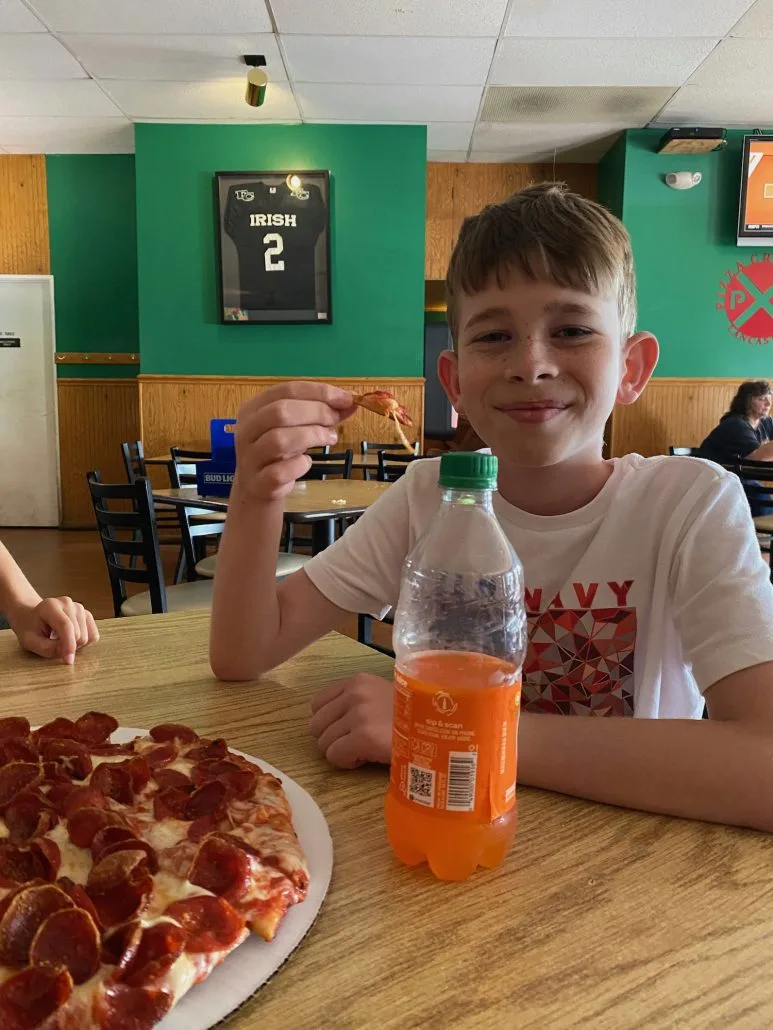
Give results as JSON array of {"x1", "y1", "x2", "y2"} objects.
[
  {"x1": 0, "y1": 820, "x2": 9, "y2": 839},
  {"x1": 142, "y1": 874, "x2": 208, "y2": 921},
  {"x1": 48, "y1": 822, "x2": 92, "y2": 884}
]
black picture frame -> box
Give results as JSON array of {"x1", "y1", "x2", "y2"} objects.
[
  {"x1": 737, "y1": 135, "x2": 773, "y2": 248},
  {"x1": 215, "y1": 170, "x2": 332, "y2": 324}
]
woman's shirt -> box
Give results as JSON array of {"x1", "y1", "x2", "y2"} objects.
[{"x1": 697, "y1": 413, "x2": 773, "y2": 465}]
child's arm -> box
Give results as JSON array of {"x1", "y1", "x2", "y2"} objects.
[
  {"x1": 0, "y1": 541, "x2": 98, "y2": 663},
  {"x1": 518, "y1": 662, "x2": 773, "y2": 833},
  {"x1": 210, "y1": 382, "x2": 356, "y2": 681}
]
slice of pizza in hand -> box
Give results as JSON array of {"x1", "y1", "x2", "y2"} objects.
[{"x1": 352, "y1": 391, "x2": 415, "y2": 453}]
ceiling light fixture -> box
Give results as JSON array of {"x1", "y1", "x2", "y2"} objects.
[{"x1": 244, "y1": 54, "x2": 268, "y2": 108}]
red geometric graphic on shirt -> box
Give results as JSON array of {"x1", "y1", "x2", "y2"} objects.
[{"x1": 523, "y1": 606, "x2": 636, "y2": 717}]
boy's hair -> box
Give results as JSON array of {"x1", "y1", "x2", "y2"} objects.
[{"x1": 445, "y1": 182, "x2": 637, "y2": 346}]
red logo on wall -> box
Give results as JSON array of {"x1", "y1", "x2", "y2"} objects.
[{"x1": 717, "y1": 254, "x2": 773, "y2": 345}]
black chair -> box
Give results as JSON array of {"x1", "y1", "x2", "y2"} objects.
[
  {"x1": 362, "y1": 439, "x2": 418, "y2": 479},
  {"x1": 730, "y1": 461, "x2": 773, "y2": 581},
  {"x1": 301, "y1": 450, "x2": 353, "y2": 480},
  {"x1": 168, "y1": 449, "x2": 224, "y2": 582},
  {"x1": 121, "y1": 440, "x2": 180, "y2": 537},
  {"x1": 86, "y1": 471, "x2": 214, "y2": 617},
  {"x1": 377, "y1": 451, "x2": 422, "y2": 483},
  {"x1": 668, "y1": 446, "x2": 701, "y2": 457},
  {"x1": 357, "y1": 613, "x2": 395, "y2": 658}
]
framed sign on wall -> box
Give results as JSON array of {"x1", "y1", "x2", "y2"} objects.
[{"x1": 215, "y1": 170, "x2": 331, "y2": 324}]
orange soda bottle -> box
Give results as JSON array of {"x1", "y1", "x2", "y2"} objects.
[{"x1": 385, "y1": 452, "x2": 526, "y2": 881}]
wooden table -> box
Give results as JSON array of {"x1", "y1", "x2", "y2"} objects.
[
  {"x1": 3, "y1": 612, "x2": 773, "y2": 1029},
  {"x1": 153, "y1": 480, "x2": 391, "y2": 554}
]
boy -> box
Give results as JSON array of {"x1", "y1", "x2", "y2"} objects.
[
  {"x1": 211, "y1": 183, "x2": 773, "y2": 834},
  {"x1": 0, "y1": 540, "x2": 98, "y2": 663}
]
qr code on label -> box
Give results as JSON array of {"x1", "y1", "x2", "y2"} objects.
[{"x1": 408, "y1": 763, "x2": 435, "y2": 807}]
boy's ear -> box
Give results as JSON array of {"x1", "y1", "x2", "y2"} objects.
[
  {"x1": 437, "y1": 349, "x2": 466, "y2": 418},
  {"x1": 617, "y1": 332, "x2": 659, "y2": 407}
]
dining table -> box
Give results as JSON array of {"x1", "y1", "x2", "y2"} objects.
[
  {"x1": 153, "y1": 479, "x2": 391, "y2": 554},
  {"x1": 2, "y1": 611, "x2": 772, "y2": 1029}
]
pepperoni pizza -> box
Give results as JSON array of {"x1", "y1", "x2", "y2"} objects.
[
  {"x1": 352, "y1": 391, "x2": 415, "y2": 453},
  {"x1": 0, "y1": 712, "x2": 309, "y2": 1029}
]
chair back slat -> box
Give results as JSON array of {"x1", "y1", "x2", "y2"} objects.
[
  {"x1": 121, "y1": 441, "x2": 146, "y2": 484},
  {"x1": 361, "y1": 439, "x2": 419, "y2": 456},
  {"x1": 302, "y1": 449, "x2": 353, "y2": 481},
  {"x1": 377, "y1": 451, "x2": 422, "y2": 483},
  {"x1": 167, "y1": 449, "x2": 224, "y2": 574}
]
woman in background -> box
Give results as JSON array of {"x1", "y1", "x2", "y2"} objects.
[
  {"x1": 0, "y1": 540, "x2": 98, "y2": 663},
  {"x1": 698, "y1": 380, "x2": 773, "y2": 466}
]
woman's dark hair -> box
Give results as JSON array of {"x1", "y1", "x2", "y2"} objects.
[{"x1": 722, "y1": 380, "x2": 772, "y2": 420}]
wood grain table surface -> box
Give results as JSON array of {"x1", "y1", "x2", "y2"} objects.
[
  {"x1": 2, "y1": 612, "x2": 772, "y2": 1029},
  {"x1": 153, "y1": 480, "x2": 391, "y2": 520}
]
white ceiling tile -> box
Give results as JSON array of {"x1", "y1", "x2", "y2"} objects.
[
  {"x1": 0, "y1": 116, "x2": 133, "y2": 152},
  {"x1": 472, "y1": 122, "x2": 625, "y2": 161},
  {"x1": 428, "y1": 149, "x2": 469, "y2": 161},
  {"x1": 481, "y1": 85, "x2": 673, "y2": 124},
  {"x1": 653, "y1": 84, "x2": 773, "y2": 126},
  {"x1": 491, "y1": 37, "x2": 717, "y2": 87},
  {"x1": 0, "y1": 0, "x2": 46, "y2": 31},
  {"x1": 0, "y1": 79, "x2": 123, "y2": 116},
  {"x1": 103, "y1": 78, "x2": 300, "y2": 121},
  {"x1": 273, "y1": 0, "x2": 508, "y2": 37},
  {"x1": 427, "y1": 122, "x2": 474, "y2": 149},
  {"x1": 505, "y1": 0, "x2": 757, "y2": 38},
  {"x1": 26, "y1": 0, "x2": 272, "y2": 34},
  {"x1": 687, "y1": 38, "x2": 773, "y2": 89},
  {"x1": 0, "y1": 33, "x2": 86, "y2": 78},
  {"x1": 296, "y1": 83, "x2": 482, "y2": 122},
  {"x1": 62, "y1": 34, "x2": 286, "y2": 82},
  {"x1": 283, "y1": 35, "x2": 494, "y2": 86},
  {"x1": 732, "y1": 0, "x2": 773, "y2": 37}
]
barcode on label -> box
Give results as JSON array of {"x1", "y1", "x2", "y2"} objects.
[
  {"x1": 446, "y1": 751, "x2": 477, "y2": 812},
  {"x1": 408, "y1": 763, "x2": 435, "y2": 806}
]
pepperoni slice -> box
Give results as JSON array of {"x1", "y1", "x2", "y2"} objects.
[
  {"x1": 0, "y1": 718, "x2": 30, "y2": 741},
  {"x1": 165, "y1": 895, "x2": 246, "y2": 953},
  {"x1": 0, "y1": 964, "x2": 73, "y2": 1029},
  {"x1": 189, "y1": 836, "x2": 251, "y2": 903},
  {"x1": 41, "y1": 761, "x2": 71, "y2": 787},
  {"x1": 67, "y1": 807, "x2": 126, "y2": 849},
  {"x1": 38, "y1": 739, "x2": 92, "y2": 781},
  {"x1": 34, "y1": 717, "x2": 78, "y2": 741},
  {"x1": 0, "y1": 844, "x2": 47, "y2": 886},
  {"x1": 73, "y1": 711, "x2": 119, "y2": 746},
  {"x1": 101, "y1": 919, "x2": 141, "y2": 967},
  {"x1": 187, "y1": 812, "x2": 225, "y2": 842},
  {"x1": 96, "y1": 983, "x2": 173, "y2": 1030},
  {"x1": 185, "y1": 738, "x2": 229, "y2": 763},
  {"x1": 89, "y1": 763, "x2": 133, "y2": 806},
  {"x1": 0, "y1": 739, "x2": 38, "y2": 766},
  {"x1": 192, "y1": 759, "x2": 258, "y2": 799},
  {"x1": 0, "y1": 763, "x2": 43, "y2": 809},
  {"x1": 122, "y1": 756, "x2": 151, "y2": 793},
  {"x1": 86, "y1": 851, "x2": 153, "y2": 928},
  {"x1": 153, "y1": 786, "x2": 193, "y2": 821},
  {"x1": 29, "y1": 906, "x2": 101, "y2": 986},
  {"x1": 4, "y1": 798, "x2": 58, "y2": 844},
  {"x1": 87, "y1": 850, "x2": 149, "y2": 895},
  {"x1": 99, "y1": 840, "x2": 159, "y2": 876},
  {"x1": 143, "y1": 743, "x2": 177, "y2": 769},
  {"x1": 61, "y1": 785, "x2": 107, "y2": 818},
  {"x1": 151, "y1": 768, "x2": 191, "y2": 791},
  {"x1": 55, "y1": 877, "x2": 102, "y2": 932},
  {"x1": 28, "y1": 839, "x2": 61, "y2": 881},
  {"x1": 120, "y1": 921, "x2": 186, "y2": 987},
  {"x1": 91, "y1": 826, "x2": 136, "y2": 860},
  {"x1": 0, "y1": 883, "x2": 74, "y2": 967},
  {"x1": 149, "y1": 723, "x2": 199, "y2": 744},
  {"x1": 90, "y1": 742, "x2": 134, "y2": 757},
  {"x1": 185, "y1": 780, "x2": 227, "y2": 821}
]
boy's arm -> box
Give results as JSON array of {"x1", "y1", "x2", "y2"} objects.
[
  {"x1": 518, "y1": 663, "x2": 773, "y2": 833},
  {"x1": 0, "y1": 541, "x2": 98, "y2": 662}
]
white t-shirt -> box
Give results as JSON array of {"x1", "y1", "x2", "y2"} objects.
[{"x1": 304, "y1": 454, "x2": 773, "y2": 719}]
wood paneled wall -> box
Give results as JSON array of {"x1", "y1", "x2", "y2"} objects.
[
  {"x1": 0, "y1": 155, "x2": 50, "y2": 275},
  {"x1": 139, "y1": 375, "x2": 424, "y2": 462},
  {"x1": 58, "y1": 379, "x2": 140, "y2": 528},
  {"x1": 425, "y1": 162, "x2": 598, "y2": 279},
  {"x1": 610, "y1": 379, "x2": 745, "y2": 458}
]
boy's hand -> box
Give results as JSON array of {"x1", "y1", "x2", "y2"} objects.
[
  {"x1": 309, "y1": 674, "x2": 393, "y2": 769},
  {"x1": 234, "y1": 382, "x2": 355, "y2": 502},
  {"x1": 10, "y1": 596, "x2": 99, "y2": 664}
]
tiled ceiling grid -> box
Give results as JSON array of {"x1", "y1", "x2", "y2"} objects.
[{"x1": 0, "y1": 0, "x2": 770, "y2": 160}]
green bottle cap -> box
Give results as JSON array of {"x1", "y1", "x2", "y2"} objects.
[{"x1": 438, "y1": 451, "x2": 498, "y2": 490}]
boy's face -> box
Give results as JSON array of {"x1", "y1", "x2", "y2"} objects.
[{"x1": 439, "y1": 269, "x2": 657, "y2": 468}]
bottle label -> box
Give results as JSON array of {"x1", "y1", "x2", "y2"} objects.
[{"x1": 391, "y1": 654, "x2": 520, "y2": 821}]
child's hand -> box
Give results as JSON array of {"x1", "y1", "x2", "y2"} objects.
[
  {"x1": 234, "y1": 382, "x2": 355, "y2": 503},
  {"x1": 10, "y1": 596, "x2": 99, "y2": 664},
  {"x1": 309, "y1": 673, "x2": 393, "y2": 769}
]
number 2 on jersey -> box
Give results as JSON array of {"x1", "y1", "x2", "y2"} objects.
[{"x1": 263, "y1": 232, "x2": 284, "y2": 272}]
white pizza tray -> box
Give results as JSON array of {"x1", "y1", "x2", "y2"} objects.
[{"x1": 112, "y1": 729, "x2": 333, "y2": 1030}]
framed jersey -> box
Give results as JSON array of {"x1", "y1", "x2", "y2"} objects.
[{"x1": 215, "y1": 170, "x2": 331, "y2": 324}]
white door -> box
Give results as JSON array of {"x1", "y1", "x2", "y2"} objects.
[{"x1": 0, "y1": 276, "x2": 60, "y2": 526}]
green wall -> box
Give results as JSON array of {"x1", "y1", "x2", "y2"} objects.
[
  {"x1": 620, "y1": 129, "x2": 773, "y2": 377},
  {"x1": 46, "y1": 155, "x2": 139, "y2": 379},
  {"x1": 134, "y1": 123, "x2": 427, "y2": 377}
]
